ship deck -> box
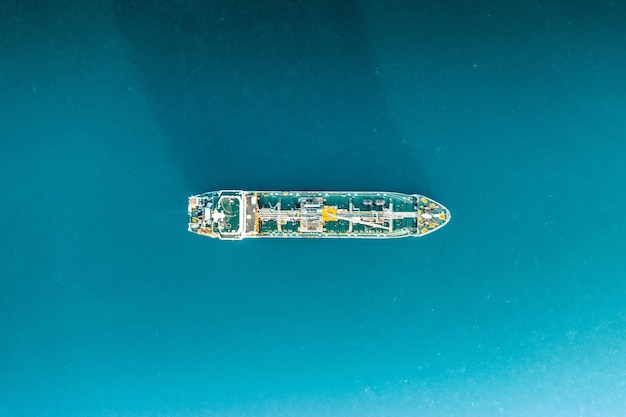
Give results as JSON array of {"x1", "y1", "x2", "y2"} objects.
[{"x1": 188, "y1": 190, "x2": 450, "y2": 240}]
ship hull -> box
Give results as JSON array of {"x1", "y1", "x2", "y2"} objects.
[{"x1": 188, "y1": 190, "x2": 450, "y2": 240}]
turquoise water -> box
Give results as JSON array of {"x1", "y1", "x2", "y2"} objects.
[{"x1": 1, "y1": 1, "x2": 625, "y2": 416}]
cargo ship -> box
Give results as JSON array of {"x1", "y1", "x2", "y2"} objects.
[{"x1": 188, "y1": 190, "x2": 450, "y2": 240}]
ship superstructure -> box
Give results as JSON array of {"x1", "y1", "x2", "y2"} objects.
[{"x1": 188, "y1": 190, "x2": 450, "y2": 240}]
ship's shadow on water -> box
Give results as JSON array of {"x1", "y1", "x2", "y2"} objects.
[{"x1": 113, "y1": 0, "x2": 430, "y2": 195}]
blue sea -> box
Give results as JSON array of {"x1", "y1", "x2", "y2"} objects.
[{"x1": 1, "y1": 1, "x2": 625, "y2": 416}]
